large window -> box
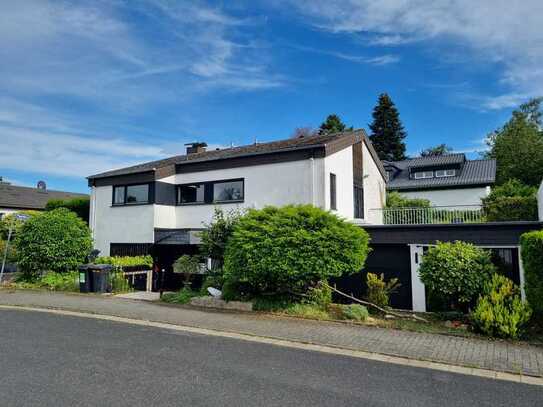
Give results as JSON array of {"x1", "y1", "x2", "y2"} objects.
[
  {"x1": 177, "y1": 178, "x2": 244, "y2": 205},
  {"x1": 330, "y1": 173, "x2": 337, "y2": 210},
  {"x1": 178, "y1": 183, "x2": 205, "y2": 204},
  {"x1": 112, "y1": 184, "x2": 150, "y2": 205},
  {"x1": 213, "y1": 180, "x2": 244, "y2": 202}
]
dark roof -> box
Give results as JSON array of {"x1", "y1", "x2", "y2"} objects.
[
  {"x1": 88, "y1": 130, "x2": 387, "y2": 181},
  {"x1": 385, "y1": 154, "x2": 496, "y2": 191},
  {"x1": 0, "y1": 184, "x2": 88, "y2": 210},
  {"x1": 392, "y1": 153, "x2": 466, "y2": 169}
]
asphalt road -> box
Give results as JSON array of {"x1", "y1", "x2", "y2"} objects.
[{"x1": 0, "y1": 310, "x2": 541, "y2": 407}]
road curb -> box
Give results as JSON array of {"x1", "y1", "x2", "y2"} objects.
[{"x1": 1, "y1": 304, "x2": 541, "y2": 386}]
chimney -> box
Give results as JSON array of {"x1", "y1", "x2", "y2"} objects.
[{"x1": 185, "y1": 142, "x2": 208, "y2": 155}]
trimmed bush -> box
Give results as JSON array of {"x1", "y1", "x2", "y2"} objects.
[
  {"x1": 94, "y1": 255, "x2": 153, "y2": 268},
  {"x1": 46, "y1": 198, "x2": 90, "y2": 224},
  {"x1": 482, "y1": 180, "x2": 538, "y2": 221},
  {"x1": 366, "y1": 272, "x2": 400, "y2": 308},
  {"x1": 520, "y1": 230, "x2": 543, "y2": 317},
  {"x1": 471, "y1": 274, "x2": 532, "y2": 339},
  {"x1": 223, "y1": 205, "x2": 370, "y2": 298},
  {"x1": 15, "y1": 208, "x2": 92, "y2": 278},
  {"x1": 419, "y1": 241, "x2": 496, "y2": 308}
]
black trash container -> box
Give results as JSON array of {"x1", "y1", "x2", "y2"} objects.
[
  {"x1": 78, "y1": 264, "x2": 113, "y2": 293},
  {"x1": 78, "y1": 265, "x2": 92, "y2": 293},
  {"x1": 90, "y1": 264, "x2": 113, "y2": 293}
]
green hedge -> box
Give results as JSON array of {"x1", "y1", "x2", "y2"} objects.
[
  {"x1": 482, "y1": 180, "x2": 538, "y2": 221},
  {"x1": 95, "y1": 255, "x2": 153, "y2": 268},
  {"x1": 46, "y1": 198, "x2": 90, "y2": 224},
  {"x1": 520, "y1": 230, "x2": 543, "y2": 317}
]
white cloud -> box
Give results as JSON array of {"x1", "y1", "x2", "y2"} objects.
[
  {"x1": 288, "y1": 44, "x2": 399, "y2": 66},
  {"x1": 286, "y1": 0, "x2": 543, "y2": 109},
  {"x1": 0, "y1": 0, "x2": 283, "y2": 109}
]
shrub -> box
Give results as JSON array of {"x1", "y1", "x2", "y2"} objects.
[
  {"x1": 305, "y1": 283, "x2": 332, "y2": 309},
  {"x1": 471, "y1": 274, "x2": 532, "y2": 339},
  {"x1": 482, "y1": 180, "x2": 538, "y2": 221},
  {"x1": 223, "y1": 205, "x2": 370, "y2": 298},
  {"x1": 173, "y1": 255, "x2": 201, "y2": 274},
  {"x1": 199, "y1": 208, "x2": 243, "y2": 272},
  {"x1": 418, "y1": 241, "x2": 496, "y2": 309},
  {"x1": 15, "y1": 208, "x2": 92, "y2": 278},
  {"x1": 520, "y1": 230, "x2": 543, "y2": 317},
  {"x1": 0, "y1": 239, "x2": 17, "y2": 264},
  {"x1": 94, "y1": 255, "x2": 153, "y2": 268},
  {"x1": 386, "y1": 191, "x2": 430, "y2": 208},
  {"x1": 340, "y1": 304, "x2": 369, "y2": 321},
  {"x1": 46, "y1": 198, "x2": 90, "y2": 224},
  {"x1": 366, "y1": 272, "x2": 400, "y2": 308}
]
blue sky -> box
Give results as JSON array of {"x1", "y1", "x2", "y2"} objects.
[{"x1": 1, "y1": 0, "x2": 542, "y2": 193}]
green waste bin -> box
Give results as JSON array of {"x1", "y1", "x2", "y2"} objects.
[{"x1": 78, "y1": 265, "x2": 92, "y2": 293}]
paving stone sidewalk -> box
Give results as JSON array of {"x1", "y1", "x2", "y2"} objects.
[{"x1": 1, "y1": 290, "x2": 542, "y2": 377}]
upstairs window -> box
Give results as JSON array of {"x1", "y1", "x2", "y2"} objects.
[
  {"x1": 435, "y1": 169, "x2": 456, "y2": 177},
  {"x1": 178, "y1": 183, "x2": 205, "y2": 204},
  {"x1": 413, "y1": 171, "x2": 434, "y2": 179},
  {"x1": 330, "y1": 173, "x2": 337, "y2": 210},
  {"x1": 113, "y1": 184, "x2": 150, "y2": 205},
  {"x1": 177, "y1": 178, "x2": 244, "y2": 205},
  {"x1": 213, "y1": 180, "x2": 244, "y2": 202}
]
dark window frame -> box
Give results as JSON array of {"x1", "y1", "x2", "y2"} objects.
[
  {"x1": 354, "y1": 185, "x2": 364, "y2": 219},
  {"x1": 176, "y1": 178, "x2": 245, "y2": 206},
  {"x1": 330, "y1": 173, "x2": 337, "y2": 211},
  {"x1": 112, "y1": 183, "x2": 152, "y2": 206}
]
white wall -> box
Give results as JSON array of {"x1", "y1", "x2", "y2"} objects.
[
  {"x1": 398, "y1": 186, "x2": 490, "y2": 207},
  {"x1": 362, "y1": 143, "x2": 386, "y2": 224},
  {"x1": 90, "y1": 186, "x2": 155, "y2": 256},
  {"x1": 324, "y1": 146, "x2": 354, "y2": 219},
  {"x1": 538, "y1": 180, "x2": 543, "y2": 221},
  {"x1": 168, "y1": 158, "x2": 325, "y2": 229}
]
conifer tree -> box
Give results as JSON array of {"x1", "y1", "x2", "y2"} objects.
[
  {"x1": 369, "y1": 93, "x2": 407, "y2": 161},
  {"x1": 319, "y1": 114, "x2": 351, "y2": 134}
]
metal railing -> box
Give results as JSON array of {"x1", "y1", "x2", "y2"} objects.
[{"x1": 371, "y1": 205, "x2": 485, "y2": 225}]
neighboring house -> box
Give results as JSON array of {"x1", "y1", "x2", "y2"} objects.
[
  {"x1": 88, "y1": 130, "x2": 387, "y2": 258},
  {"x1": 384, "y1": 153, "x2": 496, "y2": 206},
  {"x1": 0, "y1": 178, "x2": 88, "y2": 220}
]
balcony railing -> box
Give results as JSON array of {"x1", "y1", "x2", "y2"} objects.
[{"x1": 371, "y1": 205, "x2": 486, "y2": 225}]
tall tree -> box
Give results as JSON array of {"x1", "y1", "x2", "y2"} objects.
[
  {"x1": 369, "y1": 93, "x2": 407, "y2": 161},
  {"x1": 319, "y1": 114, "x2": 351, "y2": 134},
  {"x1": 420, "y1": 144, "x2": 453, "y2": 157},
  {"x1": 485, "y1": 98, "x2": 543, "y2": 186}
]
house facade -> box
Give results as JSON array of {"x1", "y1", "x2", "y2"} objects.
[
  {"x1": 88, "y1": 130, "x2": 387, "y2": 257},
  {"x1": 0, "y1": 178, "x2": 88, "y2": 220},
  {"x1": 384, "y1": 154, "x2": 496, "y2": 206}
]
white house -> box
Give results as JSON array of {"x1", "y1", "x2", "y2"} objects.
[
  {"x1": 384, "y1": 153, "x2": 496, "y2": 207},
  {"x1": 88, "y1": 130, "x2": 387, "y2": 258}
]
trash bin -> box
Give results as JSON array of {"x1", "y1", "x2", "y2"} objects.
[
  {"x1": 78, "y1": 264, "x2": 112, "y2": 293},
  {"x1": 78, "y1": 265, "x2": 92, "y2": 293},
  {"x1": 90, "y1": 264, "x2": 112, "y2": 293}
]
